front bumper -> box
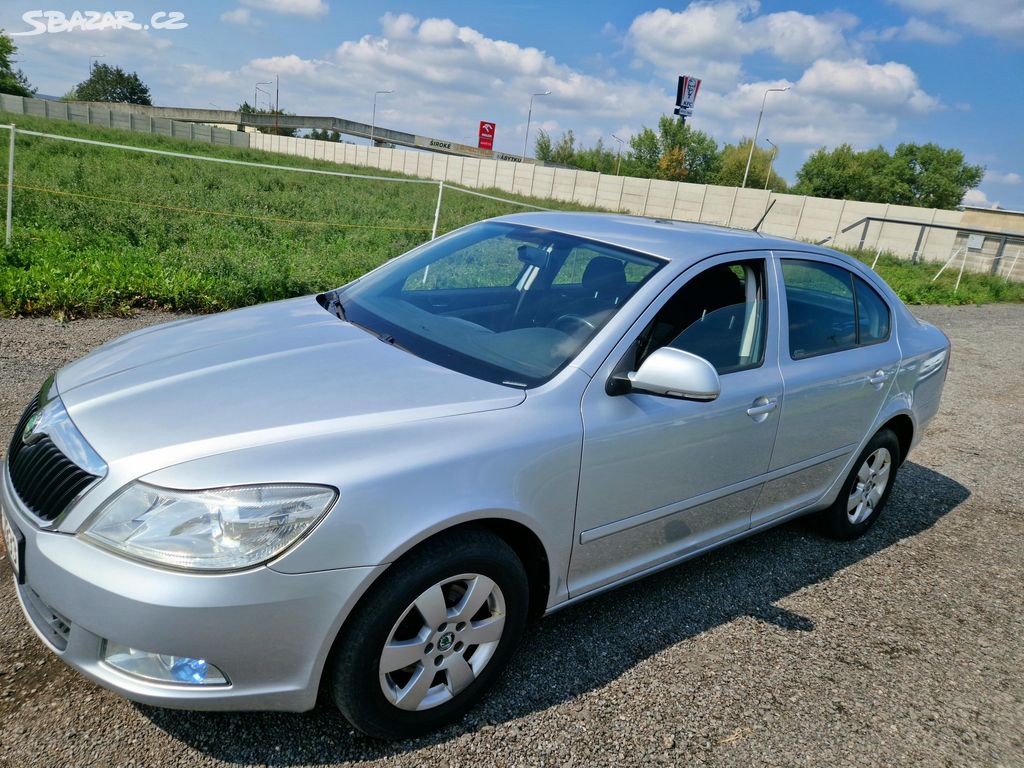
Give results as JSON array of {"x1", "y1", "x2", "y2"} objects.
[{"x1": 2, "y1": 462, "x2": 383, "y2": 711}]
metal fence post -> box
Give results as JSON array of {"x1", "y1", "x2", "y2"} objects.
[
  {"x1": 5, "y1": 124, "x2": 14, "y2": 246},
  {"x1": 858, "y1": 219, "x2": 869, "y2": 250},
  {"x1": 431, "y1": 181, "x2": 444, "y2": 240}
]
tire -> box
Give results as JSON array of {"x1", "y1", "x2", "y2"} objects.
[
  {"x1": 816, "y1": 429, "x2": 900, "y2": 540},
  {"x1": 331, "y1": 527, "x2": 529, "y2": 739}
]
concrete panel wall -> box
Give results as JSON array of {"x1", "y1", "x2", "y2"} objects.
[
  {"x1": 7, "y1": 94, "x2": 1017, "y2": 277},
  {"x1": 700, "y1": 185, "x2": 737, "y2": 226}
]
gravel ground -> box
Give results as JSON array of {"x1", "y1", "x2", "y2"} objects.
[{"x1": 0, "y1": 304, "x2": 1021, "y2": 768}]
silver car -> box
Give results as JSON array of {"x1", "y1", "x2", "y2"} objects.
[{"x1": 1, "y1": 213, "x2": 949, "y2": 738}]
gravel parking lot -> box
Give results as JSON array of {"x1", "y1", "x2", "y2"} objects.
[{"x1": 0, "y1": 304, "x2": 1021, "y2": 768}]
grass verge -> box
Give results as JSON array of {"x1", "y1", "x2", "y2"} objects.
[{"x1": 0, "y1": 112, "x2": 1020, "y2": 317}]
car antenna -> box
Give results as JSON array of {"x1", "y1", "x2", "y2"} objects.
[{"x1": 752, "y1": 200, "x2": 776, "y2": 233}]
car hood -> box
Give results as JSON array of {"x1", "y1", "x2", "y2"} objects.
[{"x1": 55, "y1": 297, "x2": 525, "y2": 468}]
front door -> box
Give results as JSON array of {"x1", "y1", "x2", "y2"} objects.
[{"x1": 569, "y1": 253, "x2": 783, "y2": 597}]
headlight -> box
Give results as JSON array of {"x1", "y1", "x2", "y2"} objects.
[{"x1": 80, "y1": 482, "x2": 337, "y2": 571}]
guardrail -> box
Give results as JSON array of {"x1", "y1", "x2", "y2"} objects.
[{"x1": 837, "y1": 216, "x2": 1024, "y2": 277}]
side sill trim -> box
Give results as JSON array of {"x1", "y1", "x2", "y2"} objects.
[
  {"x1": 551, "y1": 499, "x2": 823, "y2": 615},
  {"x1": 578, "y1": 443, "x2": 855, "y2": 545}
]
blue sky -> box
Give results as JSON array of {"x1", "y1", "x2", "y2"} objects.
[{"x1": 3, "y1": 1, "x2": 1022, "y2": 208}]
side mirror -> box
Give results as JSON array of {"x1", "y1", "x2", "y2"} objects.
[{"x1": 612, "y1": 347, "x2": 721, "y2": 401}]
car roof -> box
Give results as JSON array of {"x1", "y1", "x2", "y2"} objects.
[{"x1": 491, "y1": 211, "x2": 836, "y2": 265}]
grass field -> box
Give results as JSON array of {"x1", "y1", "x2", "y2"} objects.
[{"x1": 0, "y1": 112, "x2": 1020, "y2": 318}]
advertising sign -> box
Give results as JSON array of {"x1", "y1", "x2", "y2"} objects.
[
  {"x1": 478, "y1": 121, "x2": 496, "y2": 150},
  {"x1": 674, "y1": 75, "x2": 702, "y2": 119}
]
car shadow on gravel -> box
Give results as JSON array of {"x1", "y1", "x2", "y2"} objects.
[{"x1": 141, "y1": 461, "x2": 968, "y2": 765}]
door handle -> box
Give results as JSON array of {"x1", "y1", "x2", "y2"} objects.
[
  {"x1": 868, "y1": 370, "x2": 890, "y2": 386},
  {"x1": 746, "y1": 399, "x2": 778, "y2": 417}
]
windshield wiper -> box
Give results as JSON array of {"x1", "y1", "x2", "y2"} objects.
[{"x1": 318, "y1": 290, "x2": 346, "y2": 321}]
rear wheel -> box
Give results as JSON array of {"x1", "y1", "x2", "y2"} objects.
[
  {"x1": 331, "y1": 528, "x2": 528, "y2": 739},
  {"x1": 817, "y1": 429, "x2": 900, "y2": 540}
]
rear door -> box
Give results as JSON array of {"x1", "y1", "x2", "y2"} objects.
[{"x1": 756, "y1": 254, "x2": 900, "y2": 525}]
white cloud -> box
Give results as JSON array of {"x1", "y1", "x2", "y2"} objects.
[
  {"x1": 987, "y1": 171, "x2": 1022, "y2": 185},
  {"x1": 890, "y1": 0, "x2": 1024, "y2": 42},
  {"x1": 797, "y1": 58, "x2": 939, "y2": 113},
  {"x1": 224, "y1": 14, "x2": 664, "y2": 150},
  {"x1": 963, "y1": 189, "x2": 999, "y2": 208},
  {"x1": 867, "y1": 17, "x2": 960, "y2": 44},
  {"x1": 220, "y1": 8, "x2": 255, "y2": 26},
  {"x1": 167, "y1": 11, "x2": 942, "y2": 161},
  {"x1": 626, "y1": 1, "x2": 857, "y2": 85},
  {"x1": 239, "y1": 0, "x2": 329, "y2": 18}
]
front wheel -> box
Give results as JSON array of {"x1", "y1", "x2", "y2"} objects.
[
  {"x1": 816, "y1": 429, "x2": 900, "y2": 540},
  {"x1": 331, "y1": 528, "x2": 528, "y2": 739}
]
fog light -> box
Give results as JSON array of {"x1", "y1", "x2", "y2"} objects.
[{"x1": 102, "y1": 641, "x2": 228, "y2": 686}]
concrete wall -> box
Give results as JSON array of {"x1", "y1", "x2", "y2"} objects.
[
  {"x1": 4, "y1": 94, "x2": 1020, "y2": 280},
  {"x1": 249, "y1": 131, "x2": 1012, "y2": 270}
]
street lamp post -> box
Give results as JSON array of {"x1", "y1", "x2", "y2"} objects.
[
  {"x1": 611, "y1": 134, "x2": 625, "y2": 176},
  {"x1": 89, "y1": 55, "x2": 105, "y2": 73},
  {"x1": 370, "y1": 89, "x2": 394, "y2": 147},
  {"x1": 764, "y1": 139, "x2": 778, "y2": 191},
  {"x1": 523, "y1": 90, "x2": 551, "y2": 162},
  {"x1": 742, "y1": 86, "x2": 789, "y2": 189}
]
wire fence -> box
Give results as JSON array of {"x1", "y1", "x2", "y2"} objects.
[{"x1": 0, "y1": 122, "x2": 552, "y2": 248}]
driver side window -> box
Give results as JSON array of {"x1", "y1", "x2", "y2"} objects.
[{"x1": 637, "y1": 260, "x2": 768, "y2": 375}]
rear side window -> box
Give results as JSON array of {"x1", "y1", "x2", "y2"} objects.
[
  {"x1": 855, "y1": 276, "x2": 891, "y2": 343},
  {"x1": 781, "y1": 259, "x2": 891, "y2": 359}
]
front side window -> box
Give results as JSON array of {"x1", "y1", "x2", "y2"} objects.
[
  {"x1": 782, "y1": 259, "x2": 892, "y2": 359},
  {"x1": 335, "y1": 222, "x2": 664, "y2": 387},
  {"x1": 636, "y1": 260, "x2": 768, "y2": 375}
]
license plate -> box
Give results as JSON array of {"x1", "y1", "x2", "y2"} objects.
[{"x1": 1, "y1": 506, "x2": 24, "y2": 584}]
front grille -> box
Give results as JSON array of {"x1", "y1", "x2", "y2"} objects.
[{"x1": 7, "y1": 397, "x2": 99, "y2": 522}]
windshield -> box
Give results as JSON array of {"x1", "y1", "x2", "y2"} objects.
[{"x1": 333, "y1": 221, "x2": 664, "y2": 387}]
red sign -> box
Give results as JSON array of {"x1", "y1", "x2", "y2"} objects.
[{"x1": 478, "y1": 121, "x2": 496, "y2": 150}]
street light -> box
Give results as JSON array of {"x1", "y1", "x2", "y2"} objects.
[
  {"x1": 254, "y1": 81, "x2": 272, "y2": 110},
  {"x1": 523, "y1": 90, "x2": 551, "y2": 161},
  {"x1": 89, "y1": 55, "x2": 105, "y2": 73},
  {"x1": 741, "y1": 86, "x2": 789, "y2": 189},
  {"x1": 370, "y1": 89, "x2": 394, "y2": 146},
  {"x1": 764, "y1": 139, "x2": 778, "y2": 191},
  {"x1": 611, "y1": 134, "x2": 625, "y2": 176}
]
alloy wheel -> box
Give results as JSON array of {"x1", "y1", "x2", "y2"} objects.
[
  {"x1": 379, "y1": 573, "x2": 506, "y2": 711},
  {"x1": 847, "y1": 446, "x2": 892, "y2": 525}
]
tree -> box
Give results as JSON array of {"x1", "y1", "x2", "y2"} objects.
[
  {"x1": 239, "y1": 101, "x2": 297, "y2": 137},
  {"x1": 666, "y1": 120, "x2": 720, "y2": 184},
  {"x1": 550, "y1": 130, "x2": 577, "y2": 166},
  {"x1": 70, "y1": 63, "x2": 151, "y2": 104},
  {"x1": 0, "y1": 30, "x2": 34, "y2": 97},
  {"x1": 890, "y1": 143, "x2": 984, "y2": 209},
  {"x1": 628, "y1": 128, "x2": 660, "y2": 178},
  {"x1": 794, "y1": 142, "x2": 983, "y2": 209},
  {"x1": 715, "y1": 139, "x2": 787, "y2": 192},
  {"x1": 308, "y1": 128, "x2": 343, "y2": 142},
  {"x1": 573, "y1": 138, "x2": 617, "y2": 174},
  {"x1": 534, "y1": 129, "x2": 553, "y2": 162},
  {"x1": 657, "y1": 146, "x2": 688, "y2": 181}
]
